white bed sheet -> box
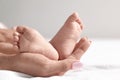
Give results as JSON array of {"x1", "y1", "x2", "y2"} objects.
[{"x1": 0, "y1": 39, "x2": 120, "y2": 80}]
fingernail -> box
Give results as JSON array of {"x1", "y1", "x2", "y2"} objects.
[{"x1": 72, "y1": 61, "x2": 83, "y2": 69}]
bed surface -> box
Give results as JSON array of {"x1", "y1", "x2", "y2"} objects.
[{"x1": 0, "y1": 39, "x2": 120, "y2": 80}]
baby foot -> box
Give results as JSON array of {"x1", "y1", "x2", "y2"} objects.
[
  {"x1": 13, "y1": 26, "x2": 59, "y2": 60},
  {"x1": 50, "y1": 12, "x2": 83, "y2": 60}
]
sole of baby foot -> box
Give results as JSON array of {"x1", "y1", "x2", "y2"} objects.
[
  {"x1": 50, "y1": 12, "x2": 84, "y2": 60},
  {"x1": 15, "y1": 26, "x2": 59, "y2": 60}
]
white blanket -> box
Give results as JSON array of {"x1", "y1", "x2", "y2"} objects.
[{"x1": 0, "y1": 39, "x2": 120, "y2": 80}]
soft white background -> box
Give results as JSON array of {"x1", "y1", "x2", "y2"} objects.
[
  {"x1": 0, "y1": 0, "x2": 120, "y2": 38},
  {"x1": 1, "y1": 1, "x2": 120, "y2": 79}
]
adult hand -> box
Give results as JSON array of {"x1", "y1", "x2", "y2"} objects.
[{"x1": 0, "y1": 38, "x2": 90, "y2": 77}]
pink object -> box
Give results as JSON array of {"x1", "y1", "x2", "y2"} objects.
[{"x1": 72, "y1": 61, "x2": 83, "y2": 69}]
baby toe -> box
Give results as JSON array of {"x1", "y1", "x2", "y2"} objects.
[{"x1": 13, "y1": 32, "x2": 20, "y2": 42}]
